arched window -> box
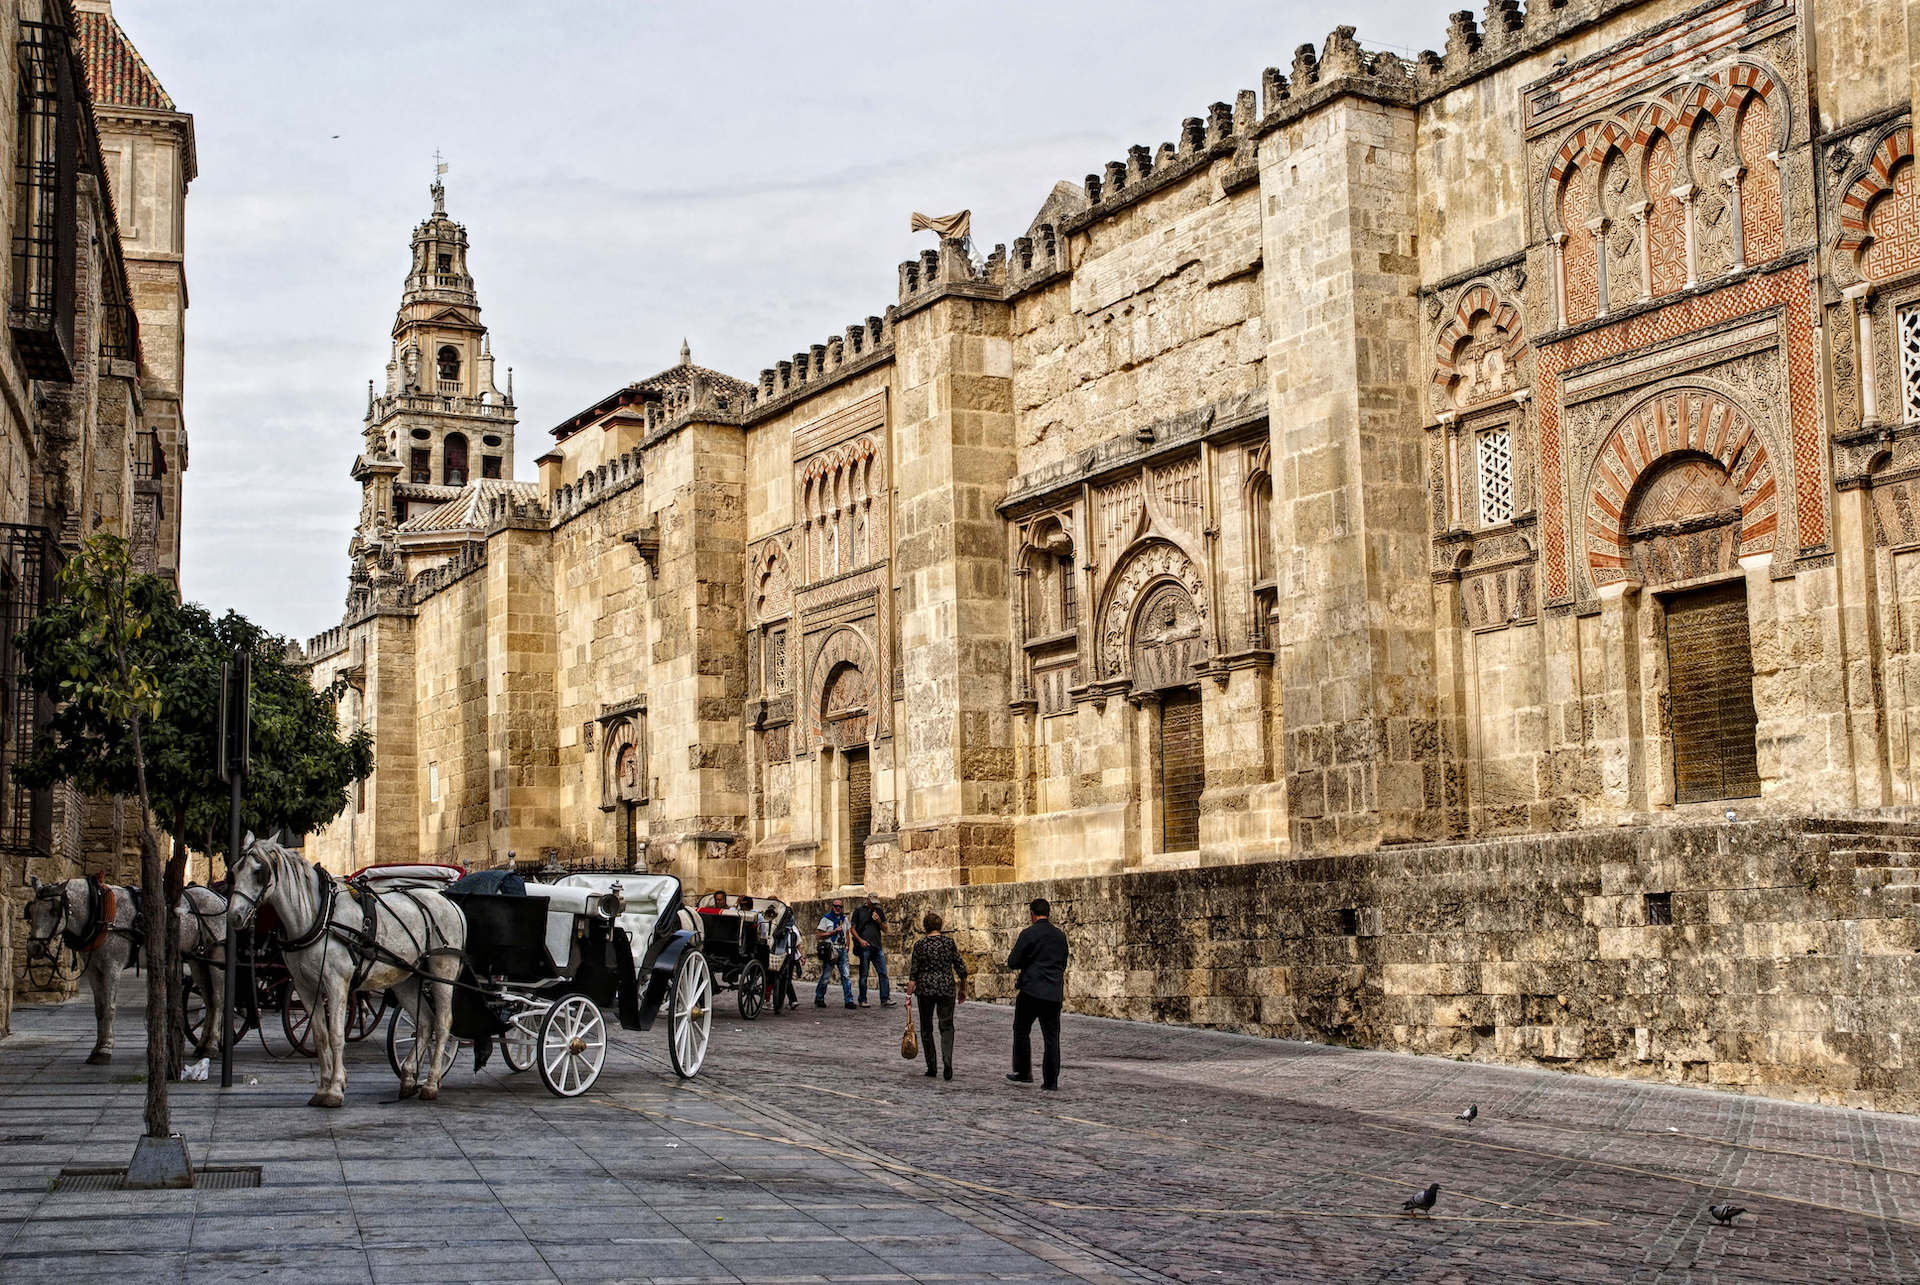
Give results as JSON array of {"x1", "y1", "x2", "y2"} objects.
[
  {"x1": 437, "y1": 346, "x2": 461, "y2": 384},
  {"x1": 444, "y1": 433, "x2": 468, "y2": 486}
]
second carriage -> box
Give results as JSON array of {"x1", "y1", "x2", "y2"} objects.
[
  {"x1": 693, "y1": 891, "x2": 798, "y2": 1018},
  {"x1": 385, "y1": 871, "x2": 713, "y2": 1097}
]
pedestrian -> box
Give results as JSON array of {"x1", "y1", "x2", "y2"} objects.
[
  {"x1": 905, "y1": 911, "x2": 967, "y2": 1081},
  {"x1": 814, "y1": 897, "x2": 855, "y2": 1009},
  {"x1": 851, "y1": 893, "x2": 894, "y2": 1007},
  {"x1": 1005, "y1": 897, "x2": 1068, "y2": 1090}
]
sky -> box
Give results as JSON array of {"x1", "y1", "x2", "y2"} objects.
[{"x1": 116, "y1": 0, "x2": 1454, "y2": 643}]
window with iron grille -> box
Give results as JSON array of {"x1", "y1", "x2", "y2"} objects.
[
  {"x1": 9, "y1": 18, "x2": 77, "y2": 382},
  {"x1": 1477, "y1": 427, "x2": 1515, "y2": 526},
  {"x1": 0, "y1": 523, "x2": 58, "y2": 859},
  {"x1": 1058, "y1": 554, "x2": 1076, "y2": 628},
  {"x1": 1899, "y1": 304, "x2": 1920, "y2": 425}
]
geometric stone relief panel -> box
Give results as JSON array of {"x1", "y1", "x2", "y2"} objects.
[
  {"x1": 1431, "y1": 281, "x2": 1526, "y2": 413},
  {"x1": 1901, "y1": 304, "x2": 1920, "y2": 424},
  {"x1": 1460, "y1": 562, "x2": 1536, "y2": 632}
]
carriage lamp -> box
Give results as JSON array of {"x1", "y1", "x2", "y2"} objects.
[{"x1": 595, "y1": 890, "x2": 626, "y2": 919}]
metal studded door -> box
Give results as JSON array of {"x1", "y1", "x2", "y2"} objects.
[
  {"x1": 1664, "y1": 583, "x2": 1761, "y2": 804},
  {"x1": 1157, "y1": 689, "x2": 1204, "y2": 852},
  {"x1": 845, "y1": 749, "x2": 872, "y2": 885}
]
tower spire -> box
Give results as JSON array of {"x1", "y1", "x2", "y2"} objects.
[{"x1": 680, "y1": 337, "x2": 691, "y2": 366}]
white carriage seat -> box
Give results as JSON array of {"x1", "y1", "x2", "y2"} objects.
[{"x1": 547, "y1": 873, "x2": 678, "y2": 959}]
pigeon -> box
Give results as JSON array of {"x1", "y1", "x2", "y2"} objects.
[
  {"x1": 1456, "y1": 1103, "x2": 1478, "y2": 1125},
  {"x1": 1402, "y1": 1183, "x2": 1440, "y2": 1214},
  {"x1": 1709, "y1": 1204, "x2": 1746, "y2": 1226}
]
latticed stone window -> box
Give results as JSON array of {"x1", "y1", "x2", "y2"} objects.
[
  {"x1": 1899, "y1": 304, "x2": 1920, "y2": 424},
  {"x1": 1477, "y1": 428, "x2": 1515, "y2": 526}
]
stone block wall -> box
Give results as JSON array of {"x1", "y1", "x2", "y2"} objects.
[{"x1": 814, "y1": 817, "x2": 1920, "y2": 1112}]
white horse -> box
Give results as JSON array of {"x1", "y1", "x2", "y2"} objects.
[
  {"x1": 23, "y1": 875, "x2": 145, "y2": 1063},
  {"x1": 225, "y1": 836, "x2": 465, "y2": 1107}
]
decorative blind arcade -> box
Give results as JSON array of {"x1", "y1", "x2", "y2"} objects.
[
  {"x1": 1477, "y1": 428, "x2": 1514, "y2": 526},
  {"x1": 1899, "y1": 305, "x2": 1920, "y2": 425}
]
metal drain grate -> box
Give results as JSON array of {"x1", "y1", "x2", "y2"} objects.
[{"x1": 52, "y1": 1165, "x2": 262, "y2": 1192}]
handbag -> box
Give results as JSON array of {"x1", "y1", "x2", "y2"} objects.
[{"x1": 900, "y1": 997, "x2": 918, "y2": 1060}]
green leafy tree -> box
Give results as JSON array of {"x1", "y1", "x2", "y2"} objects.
[{"x1": 15, "y1": 534, "x2": 374, "y2": 1088}]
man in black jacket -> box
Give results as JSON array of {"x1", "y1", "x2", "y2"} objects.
[{"x1": 1005, "y1": 897, "x2": 1068, "y2": 1090}]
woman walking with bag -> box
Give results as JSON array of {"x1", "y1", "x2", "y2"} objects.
[{"x1": 905, "y1": 912, "x2": 967, "y2": 1081}]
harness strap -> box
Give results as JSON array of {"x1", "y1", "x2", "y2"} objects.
[{"x1": 281, "y1": 868, "x2": 336, "y2": 952}]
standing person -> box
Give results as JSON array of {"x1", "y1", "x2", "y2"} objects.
[
  {"x1": 814, "y1": 898, "x2": 854, "y2": 1009},
  {"x1": 905, "y1": 911, "x2": 967, "y2": 1080},
  {"x1": 1005, "y1": 897, "x2": 1068, "y2": 1090},
  {"x1": 851, "y1": 893, "x2": 894, "y2": 1007}
]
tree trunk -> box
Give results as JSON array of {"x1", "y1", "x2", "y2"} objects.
[
  {"x1": 129, "y1": 710, "x2": 168, "y2": 1141},
  {"x1": 163, "y1": 810, "x2": 188, "y2": 1080}
]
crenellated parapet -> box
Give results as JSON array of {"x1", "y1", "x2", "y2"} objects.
[
  {"x1": 550, "y1": 445, "x2": 644, "y2": 526},
  {"x1": 741, "y1": 310, "x2": 898, "y2": 423},
  {"x1": 303, "y1": 623, "x2": 351, "y2": 664},
  {"x1": 401, "y1": 540, "x2": 487, "y2": 606}
]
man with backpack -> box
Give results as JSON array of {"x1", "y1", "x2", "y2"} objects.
[{"x1": 814, "y1": 898, "x2": 854, "y2": 1009}]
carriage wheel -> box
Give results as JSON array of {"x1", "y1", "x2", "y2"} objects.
[
  {"x1": 667, "y1": 950, "x2": 713, "y2": 1078},
  {"x1": 737, "y1": 961, "x2": 766, "y2": 1021},
  {"x1": 183, "y1": 968, "x2": 212, "y2": 1056},
  {"x1": 345, "y1": 991, "x2": 388, "y2": 1043},
  {"x1": 536, "y1": 995, "x2": 606, "y2": 1097},
  {"x1": 500, "y1": 1006, "x2": 538, "y2": 1073},
  {"x1": 385, "y1": 1004, "x2": 458, "y2": 1083},
  {"x1": 280, "y1": 984, "x2": 319, "y2": 1058}
]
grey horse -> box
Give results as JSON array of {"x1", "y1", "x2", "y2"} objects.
[
  {"x1": 225, "y1": 835, "x2": 465, "y2": 1108},
  {"x1": 175, "y1": 883, "x2": 231, "y2": 1055},
  {"x1": 23, "y1": 875, "x2": 146, "y2": 1063}
]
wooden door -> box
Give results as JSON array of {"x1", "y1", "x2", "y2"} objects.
[
  {"x1": 1664, "y1": 583, "x2": 1761, "y2": 803},
  {"x1": 1158, "y1": 689, "x2": 1204, "y2": 852},
  {"x1": 845, "y1": 749, "x2": 871, "y2": 885}
]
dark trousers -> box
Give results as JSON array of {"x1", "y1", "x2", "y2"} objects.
[
  {"x1": 916, "y1": 994, "x2": 954, "y2": 1071},
  {"x1": 1012, "y1": 992, "x2": 1062, "y2": 1087},
  {"x1": 857, "y1": 944, "x2": 891, "y2": 1003}
]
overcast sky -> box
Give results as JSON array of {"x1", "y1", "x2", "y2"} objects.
[{"x1": 120, "y1": 0, "x2": 1452, "y2": 642}]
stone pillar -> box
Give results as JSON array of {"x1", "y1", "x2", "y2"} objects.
[
  {"x1": 364, "y1": 611, "x2": 420, "y2": 864},
  {"x1": 1593, "y1": 580, "x2": 1646, "y2": 814},
  {"x1": 1835, "y1": 485, "x2": 1893, "y2": 807},
  {"x1": 642, "y1": 416, "x2": 750, "y2": 889},
  {"x1": 484, "y1": 524, "x2": 559, "y2": 867},
  {"x1": 1259, "y1": 95, "x2": 1442, "y2": 852},
  {"x1": 891, "y1": 294, "x2": 1018, "y2": 885}
]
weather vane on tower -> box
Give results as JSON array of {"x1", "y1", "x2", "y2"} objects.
[{"x1": 431, "y1": 149, "x2": 447, "y2": 214}]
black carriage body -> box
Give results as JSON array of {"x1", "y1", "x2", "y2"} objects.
[{"x1": 446, "y1": 890, "x2": 695, "y2": 1041}]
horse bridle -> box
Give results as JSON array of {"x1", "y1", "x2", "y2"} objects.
[{"x1": 23, "y1": 878, "x2": 111, "y2": 957}]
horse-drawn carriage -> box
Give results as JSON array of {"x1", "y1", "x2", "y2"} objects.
[
  {"x1": 692, "y1": 891, "x2": 798, "y2": 1018},
  {"x1": 383, "y1": 871, "x2": 713, "y2": 1096}
]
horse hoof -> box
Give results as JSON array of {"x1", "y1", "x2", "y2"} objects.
[
  {"x1": 418, "y1": 1085, "x2": 438, "y2": 1102},
  {"x1": 307, "y1": 1092, "x2": 343, "y2": 1109},
  {"x1": 397, "y1": 1081, "x2": 420, "y2": 1100},
  {"x1": 85, "y1": 1051, "x2": 111, "y2": 1065}
]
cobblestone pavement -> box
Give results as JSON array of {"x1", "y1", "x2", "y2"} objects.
[{"x1": 4, "y1": 975, "x2": 1920, "y2": 1283}]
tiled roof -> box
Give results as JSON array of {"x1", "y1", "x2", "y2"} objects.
[
  {"x1": 75, "y1": 9, "x2": 174, "y2": 111},
  {"x1": 399, "y1": 479, "x2": 540, "y2": 535}
]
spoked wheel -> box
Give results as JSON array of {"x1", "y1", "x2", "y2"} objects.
[
  {"x1": 536, "y1": 995, "x2": 606, "y2": 1097},
  {"x1": 500, "y1": 1006, "x2": 538, "y2": 1074},
  {"x1": 737, "y1": 961, "x2": 766, "y2": 1020},
  {"x1": 183, "y1": 968, "x2": 239, "y2": 1058},
  {"x1": 385, "y1": 1005, "x2": 458, "y2": 1083},
  {"x1": 346, "y1": 991, "x2": 387, "y2": 1042},
  {"x1": 280, "y1": 983, "x2": 319, "y2": 1058},
  {"x1": 183, "y1": 968, "x2": 211, "y2": 1055},
  {"x1": 667, "y1": 950, "x2": 713, "y2": 1078}
]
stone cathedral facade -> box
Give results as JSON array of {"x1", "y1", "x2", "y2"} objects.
[{"x1": 310, "y1": 0, "x2": 1920, "y2": 1105}]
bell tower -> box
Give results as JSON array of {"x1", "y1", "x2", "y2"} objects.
[{"x1": 346, "y1": 173, "x2": 517, "y2": 613}]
